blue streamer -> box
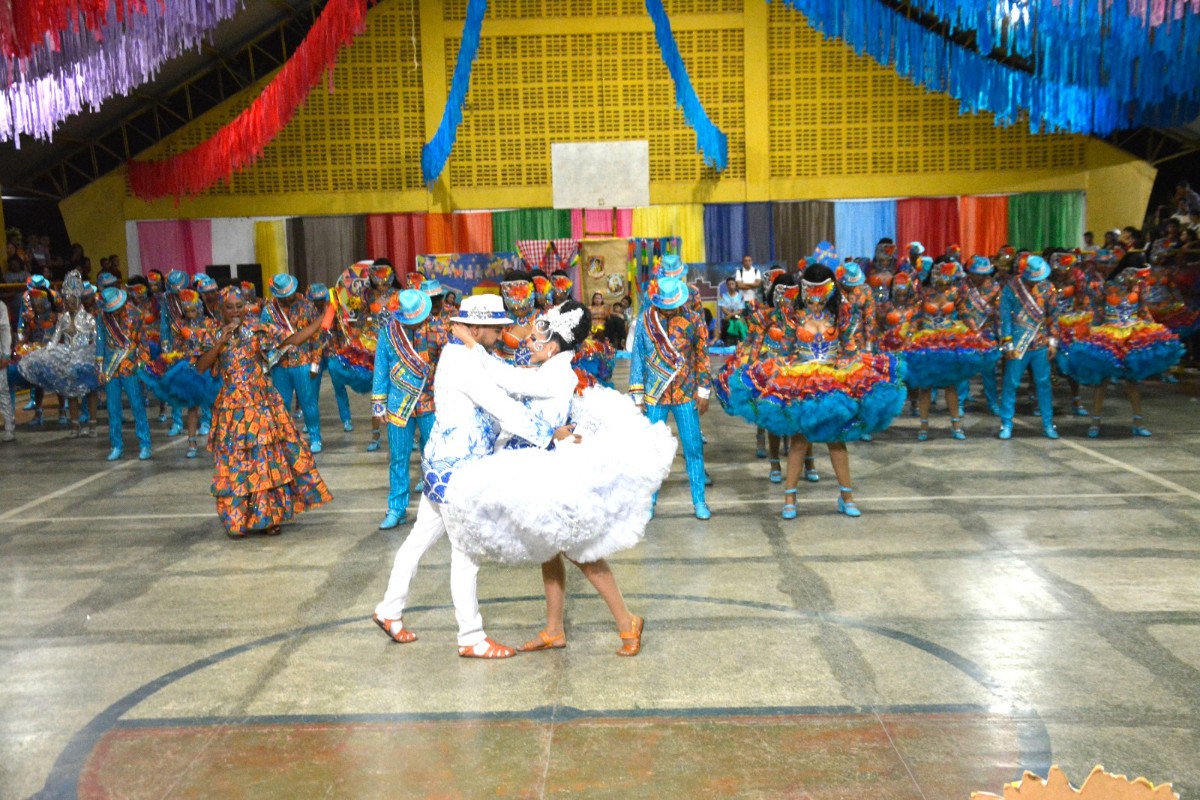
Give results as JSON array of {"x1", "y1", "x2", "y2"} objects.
[
  {"x1": 644, "y1": 0, "x2": 728, "y2": 171},
  {"x1": 773, "y1": 0, "x2": 1200, "y2": 136},
  {"x1": 421, "y1": 0, "x2": 489, "y2": 186}
]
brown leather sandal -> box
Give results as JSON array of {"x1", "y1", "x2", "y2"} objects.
[
  {"x1": 617, "y1": 615, "x2": 644, "y2": 657},
  {"x1": 518, "y1": 630, "x2": 566, "y2": 652},
  {"x1": 459, "y1": 637, "x2": 516, "y2": 659},
  {"x1": 373, "y1": 613, "x2": 417, "y2": 644}
]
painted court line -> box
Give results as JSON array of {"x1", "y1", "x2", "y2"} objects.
[
  {"x1": 0, "y1": 436, "x2": 188, "y2": 524},
  {"x1": 6, "y1": 492, "x2": 1185, "y2": 525},
  {"x1": 1053, "y1": 437, "x2": 1200, "y2": 502}
]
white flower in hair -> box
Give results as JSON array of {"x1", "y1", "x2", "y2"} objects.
[{"x1": 535, "y1": 303, "x2": 585, "y2": 347}]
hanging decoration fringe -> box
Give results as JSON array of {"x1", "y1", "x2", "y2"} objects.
[
  {"x1": 775, "y1": 0, "x2": 1200, "y2": 136},
  {"x1": 421, "y1": 0, "x2": 488, "y2": 186},
  {"x1": 2, "y1": 0, "x2": 244, "y2": 146},
  {"x1": 644, "y1": 0, "x2": 727, "y2": 171},
  {"x1": 127, "y1": 0, "x2": 368, "y2": 202}
]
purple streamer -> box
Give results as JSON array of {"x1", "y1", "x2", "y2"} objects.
[{"x1": 1, "y1": 0, "x2": 243, "y2": 146}]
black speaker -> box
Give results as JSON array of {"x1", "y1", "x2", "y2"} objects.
[{"x1": 205, "y1": 265, "x2": 232, "y2": 284}]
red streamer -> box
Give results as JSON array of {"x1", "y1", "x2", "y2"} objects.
[
  {"x1": 4, "y1": 0, "x2": 135, "y2": 60},
  {"x1": 127, "y1": 0, "x2": 368, "y2": 202}
]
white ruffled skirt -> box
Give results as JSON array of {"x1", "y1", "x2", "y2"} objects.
[{"x1": 443, "y1": 386, "x2": 677, "y2": 565}]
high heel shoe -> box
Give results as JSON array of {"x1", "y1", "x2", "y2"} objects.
[
  {"x1": 366, "y1": 431, "x2": 381, "y2": 452},
  {"x1": 1131, "y1": 415, "x2": 1152, "y2": 437},
  {"x1": 950, "y1": 417, "x2": 966, "y2": 440},
  {"x1": 804, "y1": 457, "x2": 819, "y2": 483},
  {"x1": 1087, "y1": 417, "x2": 1101, "y2": 438},
  {"x1": 781, "y1": 488, "x2": 798, "y2": 520},
  {"x1": 917, "y1": 420, "x2": 929, "y2": 442},
  {"x1": 837, "y1": 486, "x2": 861, "y2": 518},
  {"x1": 768, "y1": 459, "x2": 782, "y2": 483},
  {"x1": 186, "y1": 436, "x2": 199, "y2": 458}
]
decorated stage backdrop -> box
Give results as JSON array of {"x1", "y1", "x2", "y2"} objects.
[
  {"x1": 578, "y1": 239, "x2": 632, "y2": 308},
  {"x1": 416, "y1": 252, "x2": 521, "y2": 298}
]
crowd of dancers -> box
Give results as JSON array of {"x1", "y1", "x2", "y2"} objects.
[{"x1": 0, "y1": 235, "x2": 1193, "y2": 657}]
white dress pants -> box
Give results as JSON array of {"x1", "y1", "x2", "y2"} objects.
[{"x1": 374, "y1": 494, "x2": 486, "y2": 647}]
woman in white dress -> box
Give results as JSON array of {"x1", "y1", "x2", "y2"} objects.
[{"x1": 446, "y1": 300, "x2": 677, "y2": 656}]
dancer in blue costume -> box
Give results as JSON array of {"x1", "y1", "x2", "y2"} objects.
[
  {"x1": 372, "y1": 289, "x2": 447, "y2": 530},
  {"x1": 1061, "y1": 253, "x2": 1184, "y2": 437},
  {"x1": 997, "y1": 255, "x2": 1061, "y2": 441},
  {"x1": 904, "y1": 259, "x2": 999, "y2": 441},
  {"x1": 958, "y1": 255, "x2": 1002, "y2": 417},
  {"x1": 722, "y1": 265, "x2": 905, "y2": 520},
  {"x1": 629, "y1": 276, "x2": 713, "y2": 521}
]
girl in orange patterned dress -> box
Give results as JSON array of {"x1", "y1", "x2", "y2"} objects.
[{"x1": 195, "y1": 287, "x2": 334, "y2": 538}]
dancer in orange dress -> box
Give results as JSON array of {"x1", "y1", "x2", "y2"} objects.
[{"x1": 195, "y1": 287, "x2": 333, "y2": 538}]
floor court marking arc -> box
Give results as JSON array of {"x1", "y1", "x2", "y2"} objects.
[{"x1": 35, "y1": 593, "x2": 1052, "y2": 800}]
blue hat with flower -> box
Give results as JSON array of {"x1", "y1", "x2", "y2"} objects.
[
  {"x1": 421, "y1": 278, "x2": 445, "y2": 297},
  {"x1": 648, "y1": 276, "x2": 689, "y2": 310},
  {"x1": 1023, "y1": 255, "x2": 1050, "y2": 282},
  {"x1": 307, "y1": 282, "x2": 328, "y2": 302},
  {"x1": 98, "y1": 272, "x2": 119, "y2": 289},
  {"x1": 100, "y1": 287, "x2": 128, "y2": 313},
  {"x1": 395, "y1": 289, "x2": 433, "y2": 326},
  {"x1": 967, "y1": 255, "x2": 994, "y2": 275},
  {"x1": 27, "y1": 274, "x2": 50, "y2": 290},
  {"x1": 655, "y1": 253, "x2": 687, "y2": 280},
  {"x1": 166, "y1": 270, "x2": 189, "y2": 293},
  {"x1": 836, "y1": 260, "x2": 865, "y2": 287},
  {"x1": 195, "y1": 274, "x2": 218, "y2": 293},
  {"x1": 813, "y1": 241, "x2": 839, "y2": 270},
  {"x1": 270, "y1": 273, "x2": 299, "y2": 298}
]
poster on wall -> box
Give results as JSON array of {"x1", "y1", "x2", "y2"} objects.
[
  {"x1": 577, "y1": 239, "x2": 631, "y2": 308},
  {"x1": 415, "y1": 252, "x2": 522, "y2": 298}
]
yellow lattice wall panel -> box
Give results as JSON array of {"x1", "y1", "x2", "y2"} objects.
[
  {"x1": 442, "y1": 0, "x2": 743, "y2": 21},
  {"x1": 766, "y1": 3, "x2": 1086, "y2": 181},
  {"x1": 129, "y1": 0, "x2": 426, "y2": 199},
  {"x1": 445, "y1": 26, "x2": 745, "y2": 192}
]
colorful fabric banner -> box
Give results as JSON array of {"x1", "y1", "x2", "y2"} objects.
[
  {"x1": 896, "y1": 197, "x2": 961, "y2": 261},
  {"x1": 832, "y1": 200, "x2": 897, "y2": 261}
]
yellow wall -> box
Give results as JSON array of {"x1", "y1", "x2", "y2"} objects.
[
  {"x1": 60, "y1": 0, "x2": 1154, "y2": 237},
  {"x1": 1082, "y1": 139, "x2": 1157, "y2": 236},
  {"x1": 59, "y1": 171, "x2": 128, "y2": 273}
]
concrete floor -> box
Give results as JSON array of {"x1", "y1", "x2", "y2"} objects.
[{"x1": 1, "y1": 363, "x2": 1198, "y2": 799}]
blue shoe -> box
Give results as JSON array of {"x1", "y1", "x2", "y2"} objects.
[
  {"x1": 343, "y1": 420, "x2": 354, "y2": 432},
  {"x1": 379, "y1": 511, "x2": 406, "y2": 530},
  {"x1": 917, "y1": 420, "x2": 929, "y2": 442},
  {"x1": 998, "y1": 421, "x2": 1013, "y2": 440},
  {"x1": 23, "y1": 398, "x2": 36, "y2": 411},
  {"x1": 649, "y1": 500, "x2": 656, "y2": 520},
  {"x1": 768, "y1": 460, "x2": 782, "y2": 483},
  {"x1": 366, "y1": 438, "x2": 380, "y2": 452},
  {"x1": 168, "y1": 422, "x2": 183, "y2": 437},
  {"x1": 29, "y1": 411, "x2": 43, "y2": 427},
  {"x1": 755, "y1": 447, "x2": 768, "y2": 459},
  {"x1": 951, "y1": 418, "x2": 966, "y2": 440},
  {"x1": 1043, "y1": 424, "x2": 1060, "y2": 440},
  {"x1": 198, "y1": 422, "x2": 211, "y2": 436},
  {"x1": 1132, "y1": 417, "x2": 1152, "y2": 437},
  {"x1": 694, "y1": 503, "x2": 711, "y2": 520},
  {"x1": 107, "y1": 447, "x2": 122, "y2": 461},
  {"x1": 1073, "y1": 401, "x2": 1089, "y2": 417},
  {"x1": 837, "y1": 487, "x2": 861, "y2": 518},
  {"x1": 1162, "y1": 373, "x2": 1179, "y2": 384},
  {"x1": 157, "y1": 412, "x2": 167, "y2": 423},
  {"x1": 860, "y1": 432, "x2": 872, "y2": 442},
  {"x1": 988, "y1": 402, "x2": 1001, "y2": 417},
  {"x1": 781, "y1": 489, "x2": 797, "y2": 520},
  {"x1": 1088, "y1": 418, "x2": 1101, "y2": 438},
  {"x1": 138, "y1": 446, "x2": 152, "y2": 460},
  {"x1": 79, "y1": 410, "x2": 90, "y2": 425},
  {"x1": 310, "y1": 440, "x2": 323, "y2": 454}
]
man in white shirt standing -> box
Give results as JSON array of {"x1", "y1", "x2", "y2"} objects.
[
  {"x1": 372, "y1": 294, "x2": 562, "y2": 659},
  {"x1": 734, "y1": 255, "x2": 762, "y2": 305}
]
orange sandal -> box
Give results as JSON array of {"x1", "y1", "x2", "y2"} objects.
[
  {"x1": 372, "y1": 613, "x2": 417, "y2": 644},
  {"x1": 617, "y1": 615, "x2": 644, "y2": 657},
  {"x1": 459, "y1": 637, "x2": 517, "y2": 659},
  {"x1": 518, "y1": 630, "x2": 566, "y2": 652}
]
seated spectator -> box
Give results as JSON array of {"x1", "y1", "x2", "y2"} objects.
[
  {"x1": 4, "y1": 256, "x2": 30, "y2": 284},
  {"x1": 604, "y1": 301, "x2": 627, "y2": 348},
  {"x1": 718, "y1": 277, "x2": 747, "y2": 344}
]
